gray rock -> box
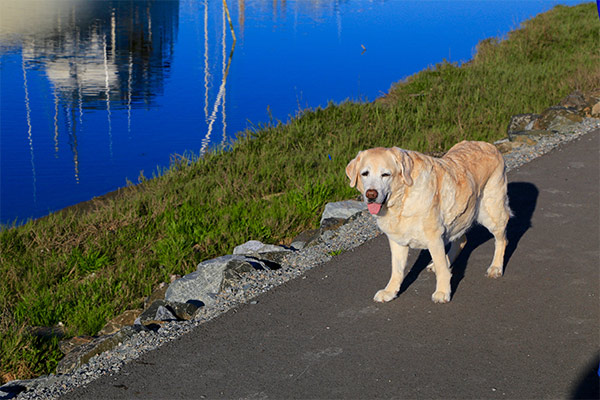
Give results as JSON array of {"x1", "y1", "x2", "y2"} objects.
[
  {"x1": 291, "y1": 204, "x2": 367, "y2": 250},
  {"x1": 290, "y1": 229, "x2": 321, "y2": 249},
  {"x1": 233, "y1": 240, "x2": 289, "y2": 255},
  {"x1": 0, "y1": 375, "x2": 62, "y2": 399},
  {"x1": 320, "y1": 217, "x2": 347, "y2": 231},
  {"x1": 532, "y1": 107, "x2": 583, "y2": 132},
  {"x1": 232, "y1": 240, "x2": 292, "y2": 264},
  {"x1": 98, "y1": 309, "x2": 142, "y2": 336},
  {"x1": 290, "y1": 241, "x2": 306, "y2": 250},
  {"x1": 558, "y1": 90, "x2": 587, "y2": 111},
  {"x1": 155, "y1": 305, "x2": 177, "y2": 322},
  {"x1": 320, "y1": 200, "x2": 366, "y2": 225},
  {"x1": 138, "y1": 299, "x2": 200, "y2": 328},
  {"x1": 546, "y1": 114, "x2": 584, "y2": 134},
  {"x1": 165, "y1": 255, "x2": 274, "y2": 306},
  {"x1": 59, "y1": 335, "x2": 94, "y2": 355},
  {"x1": 508, "y1": 129, "x2": 554, "y2": 142},
  {"x1": 167, "y1": 301, "x2": 201, "y2": 320},
  {"x1": 507, "y1": 113, "x2": 540, "y2": 135},
  {"x1": 55, "y1": 326, "x2": 147, "y2": 374}
]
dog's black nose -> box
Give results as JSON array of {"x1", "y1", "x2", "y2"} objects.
[{"x1": 365, "y1": 189, "x2": 378, "y2": 201}]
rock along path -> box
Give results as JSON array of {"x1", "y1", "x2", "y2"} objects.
[{"x1": 61, "y1": 132, "x2": 599, "y2": 399}]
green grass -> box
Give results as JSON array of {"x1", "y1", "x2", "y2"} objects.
[{"x1": 1, "y1": 3, "x2": 598, "y2": 383}]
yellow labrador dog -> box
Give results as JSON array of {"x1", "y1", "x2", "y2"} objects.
[{"x1": 346, "y1": 141, "x2": 511, "y2": 303}]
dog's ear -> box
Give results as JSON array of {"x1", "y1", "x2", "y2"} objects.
[
  {"x1": 345, "y1": 151, "x2": 363, "y2": 188},
  {"x1": 390, "y1": 147, "x2": 414, "y2": 186}
]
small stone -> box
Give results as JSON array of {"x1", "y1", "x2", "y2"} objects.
[
  {"x1": 495, "y1": 141, "x2": 521, "y2": 154},
  {"x1": 233, "y1": 240, "x2": 290, "y2": 256},
  {"x1": 320, "y1": 218, "x2": 346, "y2": 231},
  {"x1": 166, "y1": 255, "x2": 277, "y2": 306},
  {"x1": 291, "y1": 229, "x2": 320, "y2": 248},
  {"x1": 511, "y1": 135, "x2": 538, "y2": 146},
  {"x1": 532, "y1": 107, "x2": 583, "y2": 132},
  {"x1": 558, "y1": 90, "x2": 586, "y2": 111},
  {"x1": 56, "y1": 326, "x2": 146, "y2": 374},
  {"x1": 320, "y1": 200, "x2": 366, "y2": 225},
  {"x1": 290, "y1": 241, "x2": 306, "y2": 250},
  {"x1": 507, "y1": 113, "x2": 540, "y2": 135},
  {"x1": 168, "y1": 301, "x2": 201, "y2": 320},
  {"x1": 98, "y1": 309, "x2": 143, "y2": 336},
  {"x1": 138, "y1": 300, "x2": 176, "y2": 326},
  {"x1": 155, "y1": 305, "x2": 177, "y2": 322},
  {"x1": 59, "y1": 336, "x2": 95, "y2": 355}
]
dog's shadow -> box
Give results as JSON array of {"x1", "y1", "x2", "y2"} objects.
[{"x1": 398, "y1": 182, "x2": 538, "y2": 297}]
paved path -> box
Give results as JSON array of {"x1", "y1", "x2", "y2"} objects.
[{"x1": 63, "y1": 132, "x2": 599, "y2": 399}]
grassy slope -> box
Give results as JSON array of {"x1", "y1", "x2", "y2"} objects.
[{"x1": 1, "y1": 3, "x2": 598, "y2": 382}]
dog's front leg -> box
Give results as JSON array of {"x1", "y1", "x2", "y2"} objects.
[
  {"x1": 428, "y1": 237, "x2": 452, "y2": 303},
  {"x1": 374, "y1": 239, "x2": 409, "y2": 303}
]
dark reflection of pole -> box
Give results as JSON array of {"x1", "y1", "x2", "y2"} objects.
[{"x1": 22, "y1": 52, "x2": 37, "y2": 204}]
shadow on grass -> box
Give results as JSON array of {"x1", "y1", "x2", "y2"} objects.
[{"x1": 398, "y1": 182, "x2": 538, "y2": 297}]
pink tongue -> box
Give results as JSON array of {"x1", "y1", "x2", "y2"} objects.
[{"x1": 367, "y1": 203, "x2": 382, "y2": 215}]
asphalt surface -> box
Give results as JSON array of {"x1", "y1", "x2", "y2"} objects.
[{"x1": 63, "y1": 132, "x2": 599, "y2": 400}]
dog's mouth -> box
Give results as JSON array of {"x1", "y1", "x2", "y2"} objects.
[
  {"x1": 367, "y1": 202, "x2": 382, "y2": 215},
  {"x1": 366, "y1": 193, "x2": 387, "y2": 215}
]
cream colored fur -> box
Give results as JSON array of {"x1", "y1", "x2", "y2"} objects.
[{"x1": 346, "y1": 141, "x2": 511, "y2": 303}]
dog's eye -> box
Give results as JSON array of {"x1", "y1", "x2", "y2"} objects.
[
  {"x1": 382, "y1": 172, "x2": 391, "y2": 178},
  {"x1": 361, "y1": 171, "x2": 369, "y2": 177}
]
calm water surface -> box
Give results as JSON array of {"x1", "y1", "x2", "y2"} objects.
[{"x1": 0, "y1": 0, "x2": 587, "y2": 225}]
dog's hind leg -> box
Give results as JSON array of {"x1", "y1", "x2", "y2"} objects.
[
  {"x1": 477, "y1": 173, "x2": 511, "y2": 278},
  {"x1": 374, "y1": 239, "x2": 409, "y2": 303},
  {"x1": 425, "y1": 234, "x2": 467, "y2": 272}
]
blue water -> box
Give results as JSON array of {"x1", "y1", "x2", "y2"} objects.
[{"x1": 0, "y1": 0, "x2": 589, "y2": 225}]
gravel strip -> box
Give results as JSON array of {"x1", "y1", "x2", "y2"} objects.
[{"x1": 7, "y1": 118, "x2": 599, "y2": 400}]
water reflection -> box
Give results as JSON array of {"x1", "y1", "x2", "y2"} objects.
[
  {"x1": 19, "y1": 1, "x2": 178, "y2": 111},
  {"x1": 1, "y1": 0, "x2": 181, "y2": 211}
]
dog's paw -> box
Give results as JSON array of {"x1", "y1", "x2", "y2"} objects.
[
  {"x1": 373, "y1": 289, "x2": 396, "y2": 303},
  {"x1": 426, "y1": 261, "x2": 435, "y2": 273},
  {"x1": 431, "y1": 291, "x2": 451, "y2": 304},
  {"x1": 486, "y1": 265, "x2": 503, "y2": 279}
]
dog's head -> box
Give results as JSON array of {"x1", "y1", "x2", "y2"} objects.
[{"x1": 346, "y1": 147, "x2": 413, "y2": 215}]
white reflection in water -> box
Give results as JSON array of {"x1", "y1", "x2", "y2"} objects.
[
  {"x1": 200, "y1": 0, "x2": 235, "y2": 156},
  {"x1": 22, "y1": 52, "x2": 37, "y2": 204}
]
